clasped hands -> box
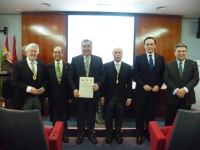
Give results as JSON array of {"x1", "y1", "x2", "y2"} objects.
[
  {"x1": 31, "y1": 87, "x2": 45, "y2": 95},
  {"x1": 73, "y1": 83, "x2": 99, "y2": 98},
  {"x1": 176, "y1": 88, "x2": 186, "y2": 98},
  {"x1": 143, "y1": 85, "x2": 159, "y2": 92}
]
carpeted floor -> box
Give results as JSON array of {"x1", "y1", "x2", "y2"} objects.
[{"x1": 43, "y1": 117, "x2": 164, "y2": 150}]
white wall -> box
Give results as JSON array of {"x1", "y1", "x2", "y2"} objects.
[
  {"x1": 0, "y1": 15, "x2": 22, "y2": 60},
  {"x1": 181, "y1": 18, "x2": 200, "y2": 110}
]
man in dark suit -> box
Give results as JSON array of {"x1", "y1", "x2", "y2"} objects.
[
  {"x1": 164, "y1": 43, "x2": 199, "y2": 126},
  {"x1": 100, "y1": 47, "x2": 132, "y2": 144},
  {"x1": 67, "y1": 39, "x2": 105, "y2": 145},
  {"x1": 10, "y1": 43, "x2": 46, "y2": 112},
  {"x1": 1, "y1": 52, "x2": 15, "y2": 108},
  {"x1": 46, "y1": 46, "x2": 71, "y2": 143},
  {"x1": 132, "y1": 37, "x2": 165, "y2": 145}
]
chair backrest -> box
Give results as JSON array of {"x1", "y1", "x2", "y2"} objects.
[
  {"x1": 0, "y1": 107, "x2": 49, "y2": 150},
  {"x1": 166, "y1": 109, "x2": 200, "y2": 150}
]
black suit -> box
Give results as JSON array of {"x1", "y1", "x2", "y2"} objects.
[
  {"x1": 102, "y1": 61, "x2": 132, "y2": 138},
  {"x1": 10, "y1": 59, "x2": 46, "y2": 112},
  {"x1": 164, "y1": 59, "x2": 199, "y2": 126},
  {"x1": 67, "y1": 54, "x2": 105, "y2": 137},
  {"x1": 1, "y1": 60, "x2": 14, "y2": 108},
  {"x1": 46, "y1": 61, "x2": 71, "y2": 137},
  {"x1": 132, "y1": 53, "x2": 165, "y2": 137}
]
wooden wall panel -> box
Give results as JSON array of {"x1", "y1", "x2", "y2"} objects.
[
  {"x1": 22, "y1": 13, "x2": 66, "y2": 64},
  {"x1": 135, "y1": 15, "x2": 181, "y2": 63}
]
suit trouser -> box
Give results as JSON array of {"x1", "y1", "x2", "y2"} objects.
[
  {"x1": 105, "y1": 96, "x2": 124, "y2": 138},
  {"x1": 22, "y1": 96, "x2": 42, "y2": 112},
  {"x1": 77, "y1": 98, "x2": 96, "y2": 138},
  {"x1": 52, "y1": 103, "x2": 68, "y2": 137},
  {"x1": 165, "y1": 98, "x2": 191, "y2": 126},
  {"x1": 135, "y1": 93, "x2": 158, "y2": 136}
]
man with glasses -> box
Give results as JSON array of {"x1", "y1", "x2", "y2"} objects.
[
  {"x1": 11, "y1": 43, "x2": 46, "y2": 113},
  {"x1": 132, "y1": 37, "x2": 165, "y2": 145},
  {"x1": 68, "y1": 39, "x2": 105, "y2": 145}
]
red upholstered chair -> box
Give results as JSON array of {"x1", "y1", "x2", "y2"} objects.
[
  {"x1": 148, "y1": 109, "x2": 200, "y2": 150},
  {"x1": 0, "y1": 107, "x2": 64, "y2": 150}
]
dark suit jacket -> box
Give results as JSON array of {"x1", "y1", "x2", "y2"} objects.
[
  {"x1": 1, "y1": 60, "x2": 14, "y2": 98},
  {"x1": 164, "y1": 59, "x2": 199, "y2": 106},
  {"x1": 46, "y1": 61, "x2": 71, "y2": 121},
  {"x1": 10, "y1": 59, "x2": 47, "y2": 110},
  {"x1": 101, "y1": 61, "x2": 132, "y2": 106},
  {"x1": 67, "y1": 54, "x2": 105, "y2": 110},
  {"x1": 132, "y1": 53, "x2": 165, "y2": 97}
]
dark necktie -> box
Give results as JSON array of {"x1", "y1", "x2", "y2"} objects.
[
  {"x1": 149, "y1": 55, "x2": 153, "y2": 71},
  {"x1": 179, "y1": 62, "x2": 183, "y2": 78}
]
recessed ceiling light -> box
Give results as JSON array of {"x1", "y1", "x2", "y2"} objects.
[
  {"x1": 40, "y1": 3, "x2": 51, "y2": 7},
  {"x1": 155, "y1": 6, "x2": 167, "y2": 10}
]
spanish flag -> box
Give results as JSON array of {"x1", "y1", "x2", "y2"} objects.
[{"x1": 4, "y1": 34, "x2": 9, "y2": 52}]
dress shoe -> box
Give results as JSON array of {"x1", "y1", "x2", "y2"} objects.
[
  {"x1": 76, "y1": 136, "x2": 84, "y2": 145},
  {"x1": 62, "y1": 136, "x2": 69, "y2": 143},
  {"x1": 136, "y1": 136, "x2": 143, "y2": 145},
  {"x1": 116, "y1": 137, "x2": 123, "y2": 144},
  {"x1": 105, "y1": 137, "x2": 112, "y2": 144},
  {"x1": 89, "y1": 136, "x2": 97, "y2": 144}
]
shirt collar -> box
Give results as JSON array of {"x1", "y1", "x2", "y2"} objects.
[
  {"x1": 55, "y1": 59, "x2": 63, "y2": 64},
  {"x1": 27, "y1": 57, "x2": 37, "y2": 64},
  {"x1": 146, "y1": 52, "x2": 154, "y2": 57},
  {"x1": 176, "y1": 59, "x2": 185, "y2": 64},
  {"x1": 114, "y1": 60, "x2": 121, "y2": 65}
]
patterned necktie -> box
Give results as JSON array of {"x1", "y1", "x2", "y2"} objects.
[
  {"x1": 179, "y1": 62, "x2": 183, "y2": 78},
  {"x1": 85, "y1": 58, "x2": 89, "y2": 76},
  {"x1": 116, "y1": 63, "x2": 120, "y2": 74},
  {"x1": 149, "y1": 55, "x2": 153, "y2": 71},
  {"x1": 56, "y1": 62, "x2": 61, "y2": 75},
  {"x1": 31, "y1": 61, "x2": 36, "y2": 75}
]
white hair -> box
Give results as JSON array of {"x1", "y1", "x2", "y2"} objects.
[
  {"x1": 112, "y1": 47, "x2": 123, "y2": 55},
  {"x1": 26, "y1": 43, "x2": 39, "y2": 54}
]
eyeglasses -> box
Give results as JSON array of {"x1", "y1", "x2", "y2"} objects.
[{"x1": 82, "y1": 45, "x2": 92, "y2": 49}]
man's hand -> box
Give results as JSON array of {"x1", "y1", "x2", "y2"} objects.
[
  {"x1": 126, "y1": 99, "x2": 132, "y2": 106},
  {"x1": 143, "y1": 85, "x2": 152, "y2": 91},
  {"x1": 152, "y1": 85, "x2": 159, "y2": 92},
  {"x1": 73, "y1": 89, "x2": 79, "y2": 98},
  {"x1": 176, "y1": 88, "x2": 186, "y2": 98},
  {"x1": 92, "y1": 83, "x2": 99, "y2": 91},
  {"x1": 30, "y1": 87, "x2": 43, "y2": 95},
  {"x1": 99, "y1": 97, "x2": 105, "y2": 106}
]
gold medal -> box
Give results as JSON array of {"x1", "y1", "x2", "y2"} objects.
[
  {"x1": 116, "y1": 75, "x2": 119, "y2": 84},
  {"x1": 116, "y1": 79, "x2": 119, "y2": 84},
  {"x1": 33, "y1": 75, "x2": 36, "y2": 80}
]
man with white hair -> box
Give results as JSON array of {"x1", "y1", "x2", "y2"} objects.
[
  {"x1": 100, "y1": 47, "x2": 132, "y2": 144},
  {"x1": 10, "y1": 43, "x2": 46, "y2": 113}
]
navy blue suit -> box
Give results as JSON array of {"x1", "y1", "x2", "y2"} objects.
[{"x1": 132, "y1": 53, "x2": 165, "y2": 136}]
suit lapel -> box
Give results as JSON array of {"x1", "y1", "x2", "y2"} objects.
[
  {"x1": 182, "y1": 59, "x2": 190, "y2": 79},
  {"x1": 172, "y1": 60, "x2": 181, "y2": 79},
  {"x1": 23, "y1": 60, "x2": 33, "y2": 83}
]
